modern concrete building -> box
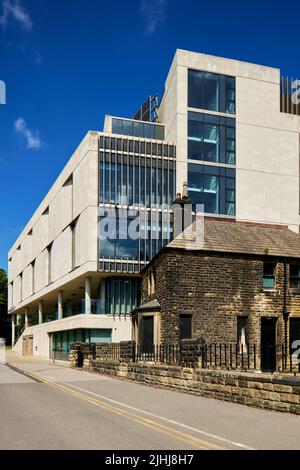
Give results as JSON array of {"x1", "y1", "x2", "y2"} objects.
[{"x1": 8, "y1": 49, "x2": 300, "y2": 359}]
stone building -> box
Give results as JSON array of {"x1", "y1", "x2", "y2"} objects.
[{"x1": 132, "y1": 218, "x2": 300, "y2": 370}]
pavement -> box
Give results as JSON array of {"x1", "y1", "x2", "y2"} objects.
[{"x1": 0, "y1": 351, "x2": 300, "y2": 450}]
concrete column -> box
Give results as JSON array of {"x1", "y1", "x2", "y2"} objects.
[
  {"x1": 24, "y1": 308, "x2": 29, "y2": 329},
  {"x1": 11, "y1": 315, "x2": 15, "y2": 347},
  {"x1": 85, "y1": 277, "x2": 92, "y2": 315},
  {"x1": 38, "y1": 301, "x2": 43, "y2": 325},
  {"x1": 100, "y1": 279, "x2": 105, "y2": 314},
  {"x1": 58, "y1": 291, "x2": 63, "y2": 320}
]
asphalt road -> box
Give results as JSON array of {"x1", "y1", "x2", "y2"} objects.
[{"x1": 0, "y1": 353, "x2": 300, "y2": 450}]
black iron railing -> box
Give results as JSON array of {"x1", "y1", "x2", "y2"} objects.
[
  {"x1": 281, "y1": 343, "x2": 300, "y2": 373},
  {"x1": 197, "y1": 343, "x2": 258, "y2": 371},
  {"x1": 135, "y1": 344, "x2": 181, "y2": 365},
  {"x1": 71, "y1": 341, "x2": 300, "y2": 373}
]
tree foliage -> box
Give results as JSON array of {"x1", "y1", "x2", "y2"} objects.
[{"x1": 0, "y1": 268, "x2": 7, "y2": 308}]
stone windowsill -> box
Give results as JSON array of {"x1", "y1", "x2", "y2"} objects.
[{"x1": 262, "y1": 288, "x2": 277, "y2": 294}]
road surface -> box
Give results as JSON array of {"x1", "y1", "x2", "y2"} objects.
[{"x1": 0, "y1": 353, "x2": 300, "y2": 450}]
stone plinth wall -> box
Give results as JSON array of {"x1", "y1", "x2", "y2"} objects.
[{"x1": 80, "y1": 356, "x2": 300, "y2": 415}]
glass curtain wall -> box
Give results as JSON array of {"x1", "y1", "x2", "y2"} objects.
[
  {"x1": 188, "y1": 69, "x2": 236, "y2": 217},
  {"x1": 99, "y1": 136, "x2": 175, "y2": 265}
]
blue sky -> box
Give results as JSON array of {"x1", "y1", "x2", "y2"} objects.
[{"x1": 0, "y1": 0, "x2": 300, "y2": 269}]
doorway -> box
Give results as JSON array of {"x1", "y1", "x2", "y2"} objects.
[
  {"x1": 22, "y1": 336, "x2": 33, "y2": 357},
  {"x1": 261, "y1": 318, "x2": 277, "y2": 371},
  {"x1": 141, "y1": 316, "x2": 154, "y2": 354}
]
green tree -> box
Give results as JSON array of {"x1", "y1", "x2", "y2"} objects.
[
  {"x1": 0, "y1": 268, "x2": 7, "y2": 308},
  {"x1": 0, "y1": 268, "x2": 10, "y2": 343}
]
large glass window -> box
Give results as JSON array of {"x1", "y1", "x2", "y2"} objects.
[
  {"x1": 99, "y1": 153, "x2": 175, "y2": 208},
  {"x1": 188, "y1": 69, "x2": 236, "y2": 114},
  {"x1": 188, "y1": 164, "x2": 236, "y2": 215},
  {"x1": 106, "y1": 277, "x2": 140, "y2": 315},
  {"x1": 111, "y1": 118, "x2": 165, "y2": 140},
  {"x1": 188, "y1": 112, "x2": 235, "y2": 164},
  {"x1": 100, "y1": 214, "x2": 139, "y2": 260}
]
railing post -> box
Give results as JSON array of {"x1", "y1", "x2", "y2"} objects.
[
  {"x1": 214, "y1": 343, "x2": 217, "y2": 367},
  {"x1": 241, "y1": 344, "x2": 244, "y2": 370},
  {"x1": 247, "y1": 342, "x2": 250, "y2": 369}
]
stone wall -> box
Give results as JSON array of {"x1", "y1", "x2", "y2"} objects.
[
  {"x1": 81, "y1": 356, "x2": 300, "y2": 415},
  {"x1": 69, "y1": 341, "x2": 136, "y2": 368}
]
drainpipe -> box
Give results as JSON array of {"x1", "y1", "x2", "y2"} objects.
[{"x1": 283, "y1": 258, "x2": 290, "y2": 369}]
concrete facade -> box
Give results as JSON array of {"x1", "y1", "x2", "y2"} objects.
[
  {"x1": 8, "y1": 131, "x2": 140, "y2": 357},
  {"x1": 159, "y1": 49, "x2": 300, "y2": 231}
]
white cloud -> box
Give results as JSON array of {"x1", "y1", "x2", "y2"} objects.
[
  {"x1": 14, "y1": 117, "x2": 43, "y2": 150},
  {"x1": 0, "y1": 0, "x2": 33, "y2": 31},
  {"x1": 140, "y1": 0, "x2": 167, "y2": 34},
  {"x1": 33, "y1": 49, "x2": 43, "y2": 65}
]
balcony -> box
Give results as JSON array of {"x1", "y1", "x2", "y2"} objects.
[{"x1": 43, "y1": 299, "x2": 106, "y2": 323}]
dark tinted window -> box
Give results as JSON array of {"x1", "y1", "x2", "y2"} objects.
[
  {"x1": 188, "y1": 164, "x2": 235, "y2": 215},
  {"x1": 290, "y1": 264, "x2": 300, "y2": 289},
  {"x1": 188, "y1": 69, "x2": 236, "y2": 114},
  {"x1": 180, "y1": 315, "x2": 192, "y2": 340},
  {"x1": 188, "y1": 112, "x2": 235, "y2": 164}
]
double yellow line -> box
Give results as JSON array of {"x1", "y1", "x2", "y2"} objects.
[{"x1": 24, "y1": 371, "x2": 225, "y2": 450}]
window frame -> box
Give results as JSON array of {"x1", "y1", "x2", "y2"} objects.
[
  {"x1": 263, "y1": 262, "x2": 276, "y2": 289},
  {"x1": 188, "y1": 69, "x2": 236, "y2": 115},
  {"x1": 290, "y1": 264, "x2": 300, "y2": 290},
  {"x1": 188, "y1": 112, "x2": 236, "y2": 165},
  {"x1": 180, "y1": 314, "x2": 193, "y2": 340}
]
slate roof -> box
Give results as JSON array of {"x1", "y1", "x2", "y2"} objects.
[{"x1": 167, "y1": 219, "x2": 300, "y2": 258}]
